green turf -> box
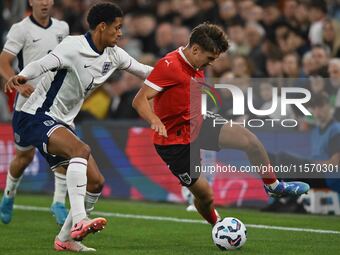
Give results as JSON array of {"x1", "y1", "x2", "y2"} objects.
[{"x1": 0, "y1": 194, "x2": 339, "y2": 255}]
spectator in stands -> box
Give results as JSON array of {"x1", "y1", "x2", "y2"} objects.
[
  {"x1": 302, "y1": 52, "x2": 317, "y2": 77},
  {"x1": 245, "y1": 22, "x2": 266, "y2": 76},
  {"x1": 173, "y1": 26, "x2": 190, "y2": 48},
  {"x1": 265, "y1": 93, "x2": 340, "y2": 213},
  {"x1": 311, "y1": 44, "x2": 331, "y2": 73},
  {"x1": 322, "y1": 18, "x2": 340, "y2": 58},
  {"x1": 308, "y1": 0, "x2": 328, "y2": 45},
  {"x1": 328, "y1": 58, "x2": 340, "y2": 121},
  {"x1": 155, "y1": 23, "x2": 175, "y2": 57},
  {"x1": 227, "y1": 19, "x2": 250, "y2": 56}
]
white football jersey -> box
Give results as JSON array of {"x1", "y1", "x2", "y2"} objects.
[
  {"x1": 3, "y1": 16, "x2": 69, "y2": 111},
  {"x1": 20, "y1": 33, "x2": 152, "y2": 127}
]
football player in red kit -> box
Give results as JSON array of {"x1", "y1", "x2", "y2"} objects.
[{"x1": 133, "y1": 23, "x2": 310, "y2": 225}]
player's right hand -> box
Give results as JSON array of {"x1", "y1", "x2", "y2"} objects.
[
  {"x1": 17, "y1": 84, "x2": 35, "y2": 97},
  {"x1": 4, "y1": 75, "x2": 28, "y2": 93},
  {"x1": 151, "y1": 119, "x2": 168, "y2": 137}
]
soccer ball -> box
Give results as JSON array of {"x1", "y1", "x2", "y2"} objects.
[{"x1": 212, "y1": 217, "x2": 247, "y2": 250}]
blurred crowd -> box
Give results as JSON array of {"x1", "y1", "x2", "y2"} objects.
[{"x1": 1, "y1": 0, "x2": 340, "y2": 128}]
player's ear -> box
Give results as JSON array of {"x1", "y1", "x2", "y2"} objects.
[
  {"x1": 98, "y1": 22, "x2": 107, "y2": 32},
  {"x1": 191, "y1": 44, "x2": 201, "y2": 56}
]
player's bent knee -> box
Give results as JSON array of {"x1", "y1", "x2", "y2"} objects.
[{"x1": 72, "y1": 143, "x2": 91, "y2": 159}]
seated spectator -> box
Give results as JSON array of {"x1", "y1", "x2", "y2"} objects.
[
  {"x1": 264, "y1": 93, "x2": 340, "y2": 213},
  {"x1": 322, "y1": 18, "x2": 340, "y2": 58}
]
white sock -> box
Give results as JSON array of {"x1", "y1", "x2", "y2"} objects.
[
  {"x1": 4, "y1": 172, "x2": 23, "y2": 198},
  {"x1": 85, "y1": 191, "x2": 101, "y2": 216},
  {"x1": 53, "y1": 171, "x2": 67, "y2": 204},
  {"x1": 267, "y1": 180, "x2": 280, "y2": 190},
  {"x1": 57, "y1": 210, "x2": 72, "y2": 242},
  {"x1": 66, "y1": 157, "x2": 87, "y2": 225}
]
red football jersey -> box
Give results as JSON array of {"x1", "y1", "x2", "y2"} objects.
[{"x1": 145, "y1": 48, "x2": 204, "y2": 145}]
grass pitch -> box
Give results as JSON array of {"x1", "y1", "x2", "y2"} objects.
[{"x1": 0, "y1": 194, "x2": 339, "y2": 255}]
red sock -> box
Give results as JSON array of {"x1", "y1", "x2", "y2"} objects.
[
  {"x1": 260, "y1": 165, "x2": 277, "y2": 185},
  {"x1": 201, "y1": 208, "x2": 218, "y2": 225}
]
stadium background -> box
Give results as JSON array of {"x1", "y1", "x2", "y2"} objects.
[{"x1": 0, "y1": 0, "x2": 340, "y2": 209}]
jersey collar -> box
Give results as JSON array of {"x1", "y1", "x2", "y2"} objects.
[
  {"x1": 178, "y1": 47, "x2": 198, "y2": 71},
  {"x1": 84, "y1": 32, "x2": 103, "y2": 55},
  {"x1": 29, "y1": 15, "x2": 52, "y2": 29}
]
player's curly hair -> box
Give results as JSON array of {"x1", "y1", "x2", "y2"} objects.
[
  {"x1": 87, "y1": 2, "x2": 123, "y2": 30},
  {"x1": 189, "y1": 22, "x2": 229, "y2": 54}
]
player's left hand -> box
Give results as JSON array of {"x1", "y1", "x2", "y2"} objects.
[
  {"x1": 4, "y1": 75, "x2": 28, "y2": 93},
  {"x1": 17, "y1": 84, "x2": 35, "y2": 97}
]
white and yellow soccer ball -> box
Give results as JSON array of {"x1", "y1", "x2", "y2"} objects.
[{"x1": 212, "y1": 217, "x2": 247, "y2": 250}]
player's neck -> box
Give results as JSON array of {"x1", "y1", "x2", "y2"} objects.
[
  {"x1": 91, "y1": 31, "x2": 105, "y2": 53},
  {"x1": 32, "y1": 13, "x2": 50, "y2": 28}
]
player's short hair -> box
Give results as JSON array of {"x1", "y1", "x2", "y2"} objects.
[
  {"x1": 189, "y1": 23, "x2": 229, "y2": 54},
  {"x1": 87, "y1": 2, "x2": 123, "y2": 30}
]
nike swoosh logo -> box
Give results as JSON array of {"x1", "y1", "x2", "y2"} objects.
[
  {"x1": 230, "y1": 236, "x2": 241, "y2": 246},
  {"x1": 56, "y1": 242, "x2": 67, "y2": 250},
  {"x1": 84, "y1": 64, "x2": 91, "y2": 68},
  {"x1": 71, "y1": 224, "x2": 83, "y2": 232},
  {"x1": 76, "y1": 184, "x2": 87, "y2": 187},
  {"x1": 33, "y1": 39, "x2": 42, "y2": 43}
]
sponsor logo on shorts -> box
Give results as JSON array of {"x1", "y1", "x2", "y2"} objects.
[
  {"x1": 178, "y1": 173, "x2": 192, "y2": 185},
  {"x1": 43, "y1": 120, "x2": 55, "y2": 126}
]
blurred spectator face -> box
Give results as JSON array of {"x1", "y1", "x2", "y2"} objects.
[
  {"x1": 178, "y1": 0, "x2": 198, "y2": 19},
  {"x1": 310, "y1": 76, "x2": 326, "y2": 94},
  {"x1": 156, "y1": 23, "x2": 174, "y2": 48},
  {"x1": 246, "y1": 5, "x2": 263, "y2": 23},
  {"x1": 329, "y1": 59, "x2": 340, "y2": 88},
  {"x1": 30, "y1": 0, "x2": 54, "y2": 19},
  {"x1": 239, "y1": 0, "x2": 255, "y2": 21},
  {"x1": 218, "y1": 0, "x2": 237, "y2": 21},
  {"x1": 309, "y1": 7, "x2": 325, "y2": 23},
  {"x1": 283, "y1": 0, "x2": 298, "y2": 20},
  {"x1": 263, "y1": 5, "x2": 280, "y2": 25},
  {"x1": 283, "y1": 54, "x2": 299, "y2": 77},
  {"x1": 266, "y1": 59, "x2": 282, "y2": 77},
  {"x1": 311, "y1": 102, "x2": 332, "y2": 124},
  {"x1": 323, "y1": 20, "x2": 335, "y2": 43},
  {"x1": 157, "y1": 0, "x2": 172, "y2": 17},
  {"x1": 228, "y1": 24, "x2": 245, "y2": 45},
  {"x1": 245, "y1": 23, "x2": 263, "y2": 48},
  {"x1": 133, "y1": 15, "x2": 156, "y2": 37},
  {"x1": 173, "y1": 26, "x2": 190, "y2": 47},
  {"x1": 303, "y1": 53, "x2": 317, "y2": 75},
  {"x1": 312, "y1": 47, "x2": 329, "y2": 69},
  {"x1": 260, "y1": 82, "x2": 273, "y2": 102},
  {"x1": 232, "y1": 56, "x2": 250, "y2": 77},
  {"x1": 295, "y1": 3, "x2": 308, "y2": 24}
]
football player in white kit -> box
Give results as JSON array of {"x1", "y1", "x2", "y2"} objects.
[
  {"x1": 5, "y1": 2, "x2": 153, "y2": 252},
  {"x1": 0, "y1": 0, "x2": 69, "y2": 226}
]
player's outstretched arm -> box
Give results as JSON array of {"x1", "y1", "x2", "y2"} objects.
[
  {"x1": 132, "y1": 85, "x2": 167, "y2": 137},
  {"x1": 18, "y1": 53, "x2": 61, "y2": 81}
]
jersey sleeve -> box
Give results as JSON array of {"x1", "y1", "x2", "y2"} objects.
[
  {"x1": 3, "y1": 23, "x2": 25, "y2": 56},
  {"x1": 115, "y1": 47, "x2": 153, "y2": 79},
  {"x1": 144, "y1": 58, "x2": 179, "y2": 92}
]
